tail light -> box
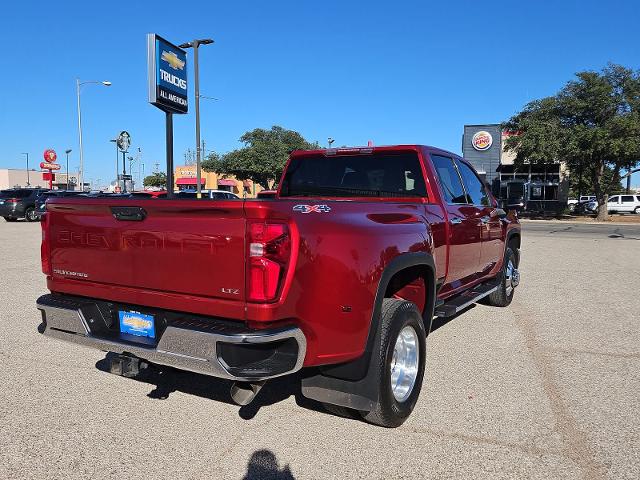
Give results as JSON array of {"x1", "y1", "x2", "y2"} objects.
[
  {"x1": 41, "y1": 213, "x2": 51, "y2": 275},
  {"x1": 6, "y1": 198, "x2": 19, "y2": 203},
  {"x1": 247, "y1": 221, "x2": 291, "y2": 302}
]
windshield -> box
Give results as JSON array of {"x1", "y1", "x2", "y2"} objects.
[{"x1": 280, "y1": 152, "x2": 426, "y2": 198}]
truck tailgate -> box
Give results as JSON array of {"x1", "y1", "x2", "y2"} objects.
[{"x1": 46, "y1": 198, "x2": 247, "y2": 302}]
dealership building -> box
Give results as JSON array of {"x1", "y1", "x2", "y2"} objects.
[{"x1": 462, "y1": 124, "x2": 569, "y2": 212}]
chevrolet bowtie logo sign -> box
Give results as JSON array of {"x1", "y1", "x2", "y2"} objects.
[
  {"x1": 161, "y1": 50, "x2": 185, "y2": 70},
  {"x1": 148, "y1": 33, "x2": 188, "y2": 114}
]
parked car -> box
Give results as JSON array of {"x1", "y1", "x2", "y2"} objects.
[
  {"x1": 35, "y1": 190, "x2": 86, "y2": 219},
  {"x1": 129, "y1": 190, "x2": 167, "y2": 199},
  {"x1": 568, "y1": 195, "x2": 596, "y2": 213},
  {"x1": 175, "y1": 189, "x2": 239, "y2": 199},
  {"x1": 256, "y1": 189, "x2": 277, "y2": 199},
  {"x1": 606, "y1": 195, "x2": 640, "y2": 214},
  {"x1": 37, "y1": 145, "x2": 521, "y2": 427},
  {"x1": 0, "y1": 188, "x2": 48, "y2": 222},
  {"x1": 585, "y1": 195, "x2": 640, "y2": 214}
]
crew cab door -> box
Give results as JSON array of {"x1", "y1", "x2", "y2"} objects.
[
  {"x1": 454, "y1": 159, "x2": 503, "y2": 275},
  {"x1": 429, "y1": 154, "x2": 481, "y2": 288}
]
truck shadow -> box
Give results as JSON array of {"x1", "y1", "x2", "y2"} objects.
[
  {"x1": 93, "y1": 306, "x2": 477, "y2": 423},
  {"x1": 95, "y1": 353, "x2": 327, "y2": 421}
]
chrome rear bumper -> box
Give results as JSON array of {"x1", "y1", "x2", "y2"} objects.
[{"x1": 37, "y1": 294, "x2": 306, "y2": 382}]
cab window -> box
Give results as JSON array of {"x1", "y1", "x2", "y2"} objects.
[
  {"x1": 431, "y1": 155, "x2": 466, "y2": 204},
  {"x1": 455, "y1": 159, "x2": 491, "y2": 206}
]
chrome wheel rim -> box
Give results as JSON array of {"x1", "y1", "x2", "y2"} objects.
[
  {"x1": 27, "y1": 210, "x2": 37, "y2": 221},
  {"x1": 390, "y1": 325, "x2": 419, "y2": 402},
  {"x1": 505, "y1": 259, "x2": 519, "y2": 296}
]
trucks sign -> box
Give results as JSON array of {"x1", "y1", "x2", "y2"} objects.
[{"x1": 147, "y1": 34, "x2": 188, "y2": 114}]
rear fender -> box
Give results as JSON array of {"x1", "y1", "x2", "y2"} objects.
[{"x1": 301, "y1": 252, "x2": 436, "y2": 410}]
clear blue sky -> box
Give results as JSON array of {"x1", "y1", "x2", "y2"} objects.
[{"x1": 1, "y1": 0, "x2": 639, "y2": 188}]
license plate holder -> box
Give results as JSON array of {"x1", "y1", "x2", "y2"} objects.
[{"x1": 119, "y1": 310, "x2": 155, "y2": 339}]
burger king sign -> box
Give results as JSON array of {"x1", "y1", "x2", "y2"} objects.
[{"x1": 471, "y1": 131, "x2": 493, "y2": 151}]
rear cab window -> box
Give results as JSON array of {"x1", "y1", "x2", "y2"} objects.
[
  {"x1": 280, "y1": 151, "x2": 427, "y2": 198},
  {"x1": 621, "y1": 195, "x2": 634, "y2": 203}
]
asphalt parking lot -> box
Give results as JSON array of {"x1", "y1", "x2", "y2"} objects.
[{"x1": 1, "y1": 220, "x2": 638, "y2": 480}]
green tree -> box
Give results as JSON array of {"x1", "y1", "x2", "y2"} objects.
[
  {"x1": 143, "y1": 171, "x2": 167, "y2": 188},
  {"x1": 568, "y1": 165, "x2": 625, "y2": 198},
  {"x1": 202, "y1": 126, "x2": 318, "y2": 189},
  {"x1": 503, "y1": 64, "x2": 640, "y2": 220}
]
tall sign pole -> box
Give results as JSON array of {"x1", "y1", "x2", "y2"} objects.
[
  {"x1": 41, "y1": 149, "x2": 60, "y2": 189},
  {"x1": 117, "y1": 131, "x2": 131, "y2": 193},
  {"x1": 147, "y1": 34, "x2": 188, "y2": 198}
]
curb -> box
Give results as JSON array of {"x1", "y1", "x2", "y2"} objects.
[{"x1": 520, "y1": 218, "x2": 640, "y2": 226}]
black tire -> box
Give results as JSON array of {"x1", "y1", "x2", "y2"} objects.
[
  {"x1": 25, "y1": 207, "x2": 38, "y2": 222},
  {"x1": 360, "y1": 298, "x2": 426, "y2": 428},
  {"x1": 485, "y1": 246, "x2": 518, "y2": 307},
  {"x1": 635, "y1": 207, "x2": 639, "y2": 215},
  {"x1": 4, "y1": 217, "x2": 17, "y2": 222}
]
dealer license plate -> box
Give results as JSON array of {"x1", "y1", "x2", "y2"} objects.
[{"x1": 119, "y1": 310, "x2": 155, "y2": 338}]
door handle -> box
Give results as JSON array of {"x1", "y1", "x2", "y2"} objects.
[{"x1": 450, "y1": 217, "x2": 463, "y2": 225}]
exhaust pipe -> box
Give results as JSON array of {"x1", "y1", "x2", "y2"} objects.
[{"x1": 230, "y1": 381, "x2": 266, "y2": 406}]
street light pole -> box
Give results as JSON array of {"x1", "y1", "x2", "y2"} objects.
[
  {"x1": 76, "y1": 79, "x2": 111, "y2": 191},
  {"x1": 65, "y1": 149, "x2": 72, "y2": 190},
  {"x1": 122, "y1": 150, "x2": 128, "y2": 193},
  {"x1": 179, "y1": 38, "x2": 214, "y2": 199},
  {"x1": 21, "y1": 153, "x2": 29, "y2": 186},
  {"x1": 109, "y1": 139, "x2": 119, "y2": 191},
  {"x1": 128, "y1": 156, "x2": 135, "y2": 191}
]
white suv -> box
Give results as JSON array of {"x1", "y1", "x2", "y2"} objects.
[{"x1": 606, "y1": 195, "x2": 640, "y2": 214}]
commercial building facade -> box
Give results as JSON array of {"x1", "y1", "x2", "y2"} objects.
[
  {"x1": 0, "y1": 169, "x2": 79, "y2": 191},
  {"x1": 462, "y1": 124, "x2": 569, "y2": 212},
  {"x1": 173, "y1": 165, "x2": 264, "y2": 197}
]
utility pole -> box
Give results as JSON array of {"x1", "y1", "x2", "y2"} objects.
[{"x1": 179, "y1": 38, "x2": 214, "y2": 199}]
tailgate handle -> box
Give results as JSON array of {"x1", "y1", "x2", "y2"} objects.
[{"x1": 111, "y1": 206, "x2": 147, "y2": 221}]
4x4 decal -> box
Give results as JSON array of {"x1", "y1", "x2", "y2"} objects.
[{"x1": 293, "y1": 204, "x2": 332, "y2": 214}]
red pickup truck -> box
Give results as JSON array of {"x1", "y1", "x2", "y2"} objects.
[{"x1": 37, "y1": 145, "x2": 520, "y2": 427}]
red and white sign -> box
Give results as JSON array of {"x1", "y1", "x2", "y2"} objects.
[
  {"x1": 43, "y1": 149, "x2": 57, "y2": 163},
  {"x1": 40, "y1": 162, "x2": 61, "y2": 170},
  {"x1": 471, "y1": 131, "x2": 493, "y2": 151}
]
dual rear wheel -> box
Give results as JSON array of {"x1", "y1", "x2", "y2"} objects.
[
  {"x1": 324, "y1": 298, "x2": 426, "y2": 428},
  {"x1": 324, "y1": 245, "x2": 520, "y2": 427}
]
